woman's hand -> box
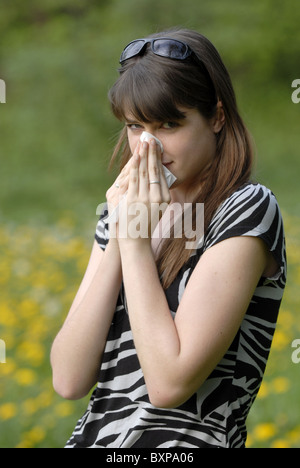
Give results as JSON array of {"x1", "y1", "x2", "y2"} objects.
[
  {"x1": 118, "y1": 139, "x2": 171, "y2": 243},
  {"x1": 105, "y1": 150, "x2": 135, "y2": 217}
]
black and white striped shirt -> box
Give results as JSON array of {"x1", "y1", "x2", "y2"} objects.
[{"x1": 66, "y1": 183, "x2": 286, "y2": 448}]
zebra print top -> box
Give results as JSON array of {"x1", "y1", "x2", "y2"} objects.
[{"x1": 65, "y1": 183, "x2": 286, "y2": 448}]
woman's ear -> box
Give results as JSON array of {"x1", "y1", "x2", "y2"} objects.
[{"x1": 212, "y1": 100, "x2": 225, "y2": 133}]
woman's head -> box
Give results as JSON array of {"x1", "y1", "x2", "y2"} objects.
[
  {"x1": 108, "y1": 28, "x2": 254, "y2": 288},
  {"x1": 109, "y1": 28, "x2": 252, "y2": 181},
  {"x1": 109, "y1": 30, "x2": 221, "y2": 137}
]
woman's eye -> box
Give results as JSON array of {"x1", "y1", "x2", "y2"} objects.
[
  {"x1": 126, "y1": 123, "x2": 143, "y2": 130},
  {"x1": 162, "y1": 122, "x2": 179, "y2": 129}
]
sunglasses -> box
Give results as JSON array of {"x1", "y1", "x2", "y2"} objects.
[{"x1": 119, "y1": 37, "x2": 193, "y2": 64}]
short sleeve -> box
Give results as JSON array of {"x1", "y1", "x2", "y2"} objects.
[
  {"x1": 203, "y1": 183, "x2": 286, "y2": 278},
  {"x1": 95, "y1": 203, "x2": 109, "y2": 251}
]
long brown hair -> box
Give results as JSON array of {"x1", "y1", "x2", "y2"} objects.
[{"x1": 108, "y1": 28, "x2": 254, "y2": 289}]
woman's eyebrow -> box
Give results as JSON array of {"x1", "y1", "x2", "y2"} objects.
[
  {"x1": 124, "y1": 113, "x2": 188, "y2": 124},
  {"x1": 125, "y1": 118, "x2": 139, "y2": 123}
]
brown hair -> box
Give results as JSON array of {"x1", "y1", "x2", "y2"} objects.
[{"x1": 108, "y1": 28, "x2": 254, "y2": 289}]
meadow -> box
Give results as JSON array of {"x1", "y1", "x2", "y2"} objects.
[
  {"x1": 0, "y1": 0, "x2": 300, "y2": 448},
  {"x1": 0, "y1": 210, "x2": 299, "y2": 448}
]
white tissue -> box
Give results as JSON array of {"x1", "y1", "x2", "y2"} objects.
[
  {"x1": 140, "y1": 131, "x2": 164, "y2": 153},
  {"x1": 162, "y1": 165, "x2": 177, "y2": 189},
  {"x1": 140, "y1": 132, "x2": 177, "y2": 188}
]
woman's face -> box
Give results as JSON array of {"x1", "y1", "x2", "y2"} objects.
[{"x1": 125, "y1": 107, "x2": 223, "y2": 199}]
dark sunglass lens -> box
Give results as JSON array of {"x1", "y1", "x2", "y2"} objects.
[
  {"x1": 121, "y1": 40, "x2": 145, "y2": 62},
  {"x1": 153, "y1": 39, "x2": 189, "y2": 59}
]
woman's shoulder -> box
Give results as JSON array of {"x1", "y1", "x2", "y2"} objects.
[
  {"x1": 212, "y1": 182, "x2": 280, "y2": 225},
  {"x1": 219, "y1": 182, "x2": 277, "y2": 212},
  {"x1": 203, "y1": 182, "x2": 285, "y2": 256}
]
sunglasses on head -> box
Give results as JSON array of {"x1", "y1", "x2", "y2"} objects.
[{"x1": 119, "y1": 37, "x2": 193, "y2": 64}]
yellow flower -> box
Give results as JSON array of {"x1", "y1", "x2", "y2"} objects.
[
  {"x1": 287, "y1": 426, "x2": 300, "y2": 444},
  {"x1": 15, "y1": 439, "x2": 34, "y2": 449},
  {"x1": 0, "y1": 359, "x2": 16, "y2": 375},
  {"x1": 22, "y1": 426, "x2": 46, "y2": 444},
  {"x1": 0, "y1": 301, "x2": 17, "y2": 327},
  {"x1": 271, "y1": 377, "x2": 290, "y2": 394},
  {"x1": 277, "y1": 309, "x2": 294, "y2": 331},
  {"x1": 0, "y1": 260, "x2": 11, "y2": 285},
  {"x1": 55, "y1": 401, "x2": 74, "y2": 417},
  {"x1": 19, "y1": 298, "x2": 40, "y2": 318},
  {"x1": 272, "y1": 329, "x2": 290, "y2": 351},
  {"x1": 14, "y1": 368, "x2": 37, "y2": 386},
  {"x1": 16, "y1": 341, "x2": 45, "y2": 367},
  {"x1": 271, "y1": 439, "x2": 291, "y2": 448},
  {"x1": 253, "y1": 423, "x2": 277, "y2": 441},
  {"x1": 22, "y1": 398, "x2": 39, "y2": 416},
  {"x1": 257, "y1": 381, "x2": 269, "y2": 399},
  {"x1": 0, "y1": 403, "x2": 17, "y2": 421},
  {"x1": 35, "y1": 390, "x2": 54, "y2": 409}
]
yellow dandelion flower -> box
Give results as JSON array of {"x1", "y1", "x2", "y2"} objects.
[
  {"x1": 253, "y1": 423, "x2": 277, "y2": 441},
  {"x1": 287, "y1": 426, "x2": 300, "y2": 444},
  {"x1": 14, "y1": 368, "x2": 37, "y2": 386},
  {"x1": 55, "y1": 401, "x2": 74, "y2": 418},
  {"x1": 22, "y1": 398, "x2": 39, "y2": 416},
  {"x1": 0, "y1": 403, "x2": 17, "y2": 421},
  {"x1": 257, "y1": 381, "x2": 269, "y2": 399},
  {"x1": 0, "y1": 260, "x2": 11, "y2": 285},
  {"x1": 271, "y1": 377, "x2": 290, "y2": 394},
  {"x1": 271, "y1": 439, "x2": 291, "y2": 448},
  {"x1": 23, "y1": 426, "x2": 46, "y2": 444},
  {"x1": 48, "y1": 270, "x2": 67, "y2": 293},
  {"x1": 27, "y1": 318, "x2": 48, "y2": 341},
  {"x1": 16, "y1": 341, "x2": 45, "y2": 367},
  {"x1": 35, "y1": 390, "x2": 54, "y2": 409},
  {"x1": 272, "y1": 329, "x2": 290, "y2": 351},
  {"x1": 0, "y1": 359, "x2": 16, "y2": 375},
  {"x1": 277, "y1": 309, "x2": 294, "y2": 330},
  {"x1": 15, "y1": 439, "x2": 34, "y2": 449},
  {"x1": 0, "y1": 302, "x2": 17, "y2": 327},
  {"x1": 19, "y1": 298, "x2": 40, "y2": 318}
]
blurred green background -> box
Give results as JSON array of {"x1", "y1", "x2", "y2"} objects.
[{"x1": 0, "y1": 0, "x2": 299, "y2": 448}]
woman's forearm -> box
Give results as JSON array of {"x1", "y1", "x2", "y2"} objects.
[
  {"x1": 119, "y1": 241, "x2": 182, "y2": 407},
  {"x1": 51, "y1": 240, "x2": 122, "y2": 400}
]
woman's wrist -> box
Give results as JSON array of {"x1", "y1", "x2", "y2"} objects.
[{"x1": 118, "y1": 236, "x2": 153, "y2": 265}]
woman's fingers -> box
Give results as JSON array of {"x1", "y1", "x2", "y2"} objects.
[
  {"x1": 138, "y1": 142, "x2": 150, "y2": 201},
  {"x1": 159, "y1": 162, "x2": 171, "y2": 204},
  {"x1": 118, "y1": 139, "x2": 171, "y2": 239},
  {"x1": 127, "y1": 148, "x2": 140, "y2": 200},
  {"x1": 148, "y1": 140, "x2": 162, "y2": 202}
]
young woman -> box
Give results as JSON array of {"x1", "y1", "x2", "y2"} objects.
[{"x1": 51, "y1": 28, "x2": 286, "y2": 448}]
